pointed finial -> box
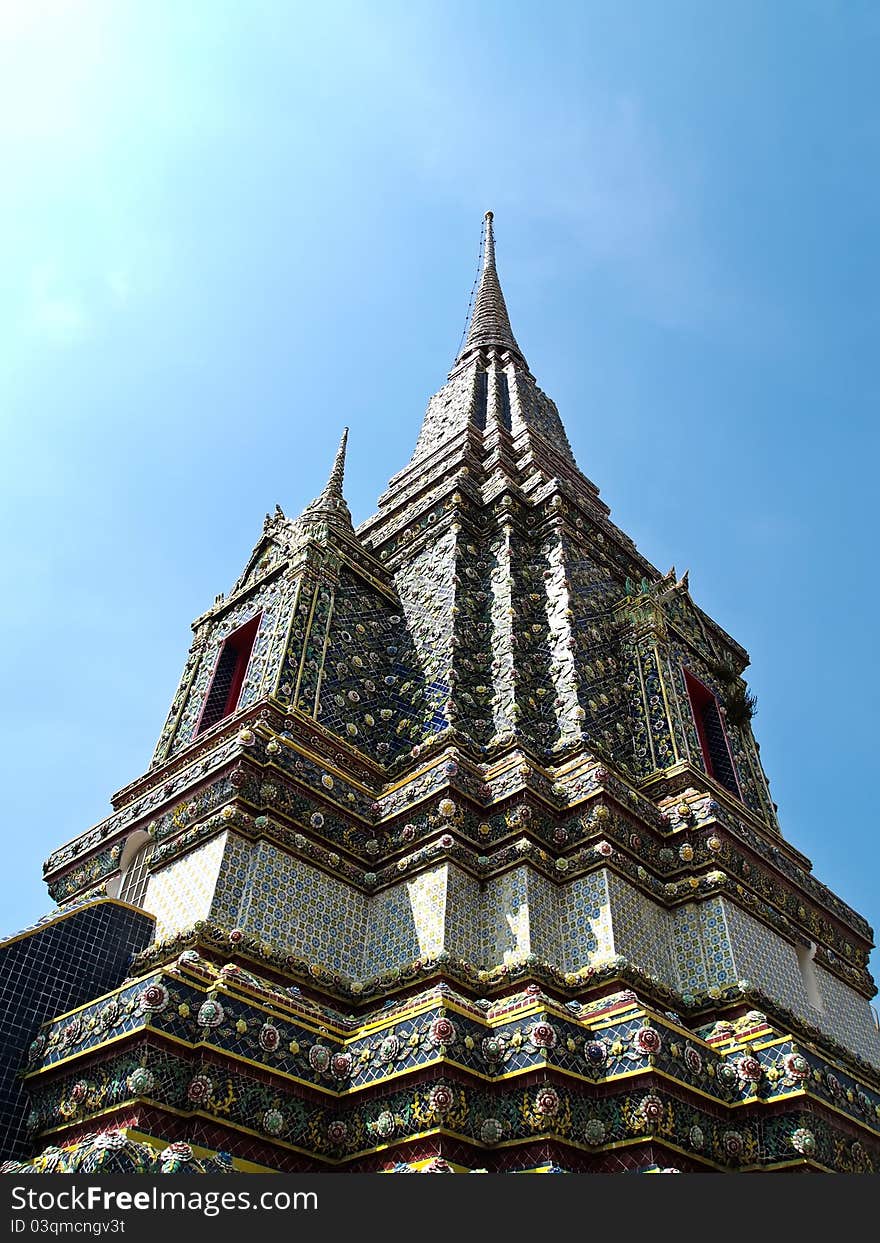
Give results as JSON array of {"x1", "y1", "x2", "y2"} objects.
[
  {"x1": 483, "y1": 211, "x2": 495, "y2": 271},
  {"x1": 325, "y1": 426, "x2": 349, "y2": 499},
  {"x1": 301, "y1": 427, "x2": 353, "y2": 528}
]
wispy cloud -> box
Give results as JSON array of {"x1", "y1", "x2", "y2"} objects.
[
  {"x1": 20, "y1": 252, "x2": 156, "y2": 347},
  {"x1": 26, "y1": 263, "x2": 92, "y2": 346},
  {"x1": 106, "y1": 266, "x2": 133, "y2": 308}
]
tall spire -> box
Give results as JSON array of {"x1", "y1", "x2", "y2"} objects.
[{"x1": 455, "y1": 211, "x2": 525, "y2": 367}]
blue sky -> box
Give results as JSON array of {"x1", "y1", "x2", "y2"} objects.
[{"x1": 1, "y1": 2, "x2": 878, "y2": 986}]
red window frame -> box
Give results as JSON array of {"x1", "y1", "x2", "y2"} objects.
[
  {"x1": 683, "y1": 668, "x2": 741, "y2": 797},
  {"x1": 195, "y1": 613, "x2": 261, "y2": 736}
]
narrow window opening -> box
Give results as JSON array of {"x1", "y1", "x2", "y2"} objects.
[
  {"x1": 497, "y1": 372, "x2": 512, "y2": 431},
  {"x1": 118, "y1": 840, "x2": 154, "y2": 909},
  {"x1": 197, "y1": 614, "x2": 261, "y2": 736},
  {"x1": 475, "y1": 369, "x2": 488, "y2": 429},
  {"x1": 684, "y1": 669, "x2": 739, "y2": 796},
  {"x1": 796, "y1": 941, "x2": 824, "y2": 1012}
]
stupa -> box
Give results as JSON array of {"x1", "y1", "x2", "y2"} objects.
[{"x1": 3, "y1": 214, "x2": 879, "y2": 1174}]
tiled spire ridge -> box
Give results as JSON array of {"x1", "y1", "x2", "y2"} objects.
[{"x1": 456, "y1": 211, "x2": 525, "y2": 367}]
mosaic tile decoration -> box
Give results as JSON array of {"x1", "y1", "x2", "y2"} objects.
[{"x1": 18, "y1": 968, "x2": 880, "y2": 1173}]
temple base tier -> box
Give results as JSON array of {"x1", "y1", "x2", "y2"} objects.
[{"x1": 11, "y1": 912, "x2": 880, "y2": 1173}]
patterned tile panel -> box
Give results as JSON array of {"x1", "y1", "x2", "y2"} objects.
[
  {"x1": 670, "y1": 902, "x2": 708, "y2": 996},
  {"x1": 557, "y1": 871, "x2": 612, "y2": 973},
  {"x1": 814, "y1": 965, "x2": 880, "y2": 1068},
  {"x1": 145, "y1": 834, "x2": 228, "y2": 942},
  {"x1": 606, "y1": 872, "x2": 675, "y2": 987},
  {"x1": 718, "y1": 896, "x2": 880, "y2": 1063},
  {"x1": 231, "y1": 844, "x2": 368, "y2": 973},
  {"x1": 443, "y1": 866, "x2": 483, "y2": 964},
  {"x1": 722, "y1": 899, "x2": 807, "y2": 1013},
  {"x1": 482, "y1": 867, "x2": 531, "y2": 966},
  {"x1": 525, "y1": 867, "x2": 562, "y2": 966},
  {"x1": 360, "y1": 866, "x2": 448, "y2": 977},
  {"x1": 697, "y1": 897, "x2": 737, "y2": 993},
  {"x1": 209, "y1": 833, "x2": 255, "y2": 926}
]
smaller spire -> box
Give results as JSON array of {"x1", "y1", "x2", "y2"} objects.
[
  {"x1": 322, "y1": 426, "x2": 349, "y2": 502},
  {"x1": 302, "y1": 428, "x2": 353, "y2": 529}
]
